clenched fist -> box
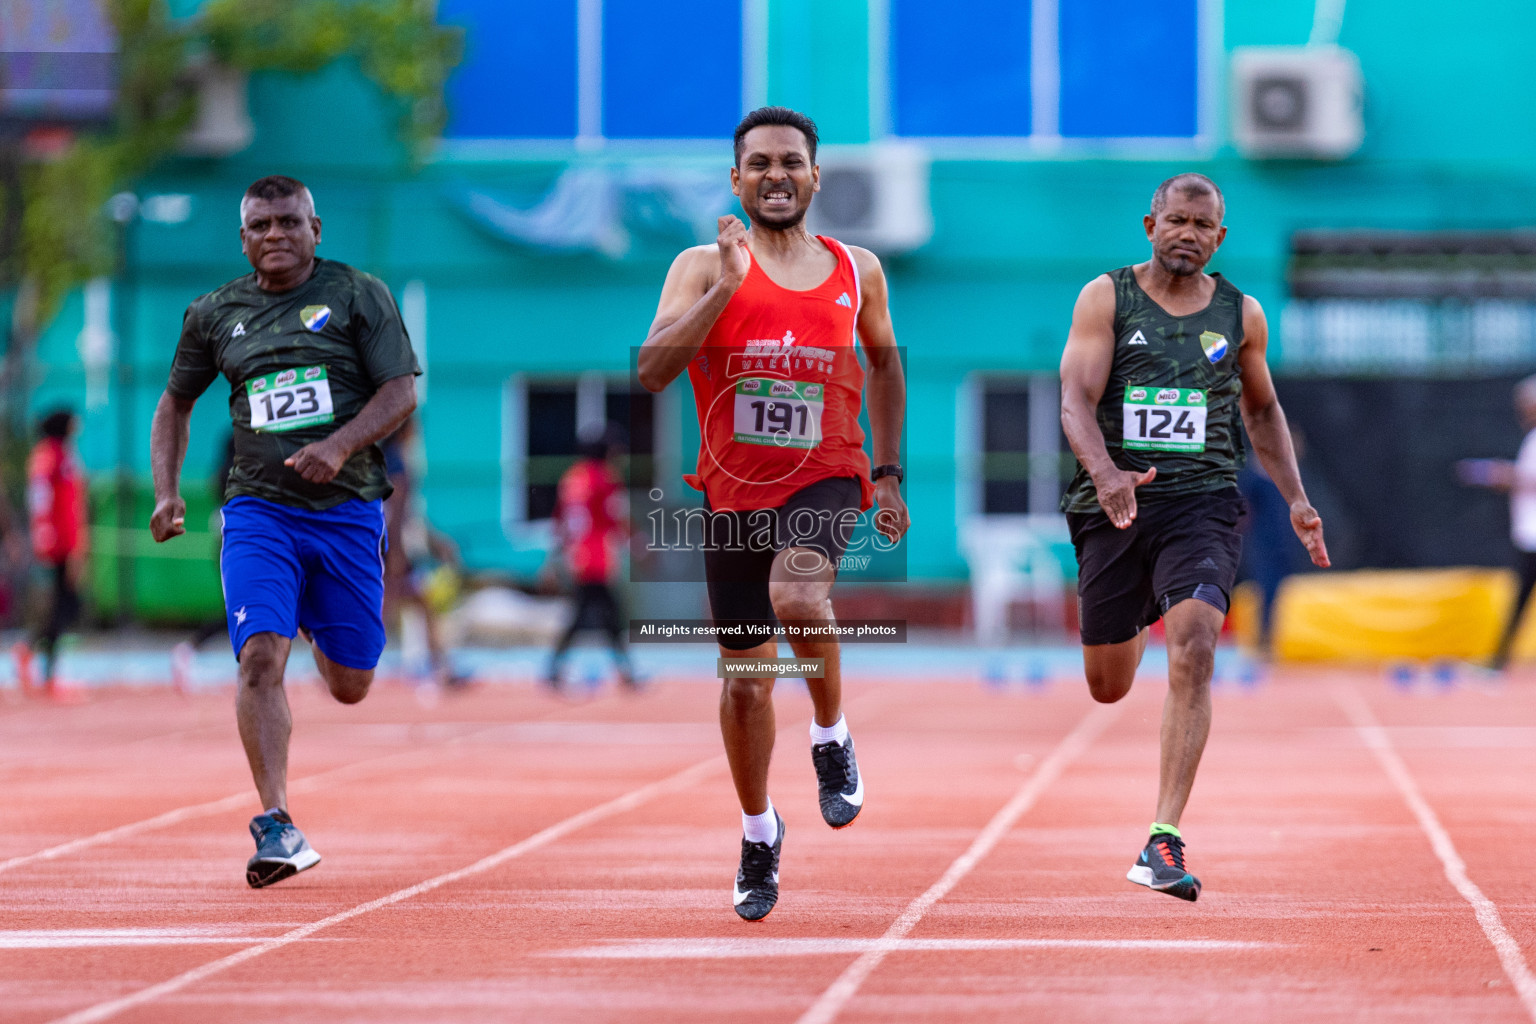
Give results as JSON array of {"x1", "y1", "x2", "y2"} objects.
[
  {"x1": 284, "y1": 439, "x2": 348, "y2": 484},
  {"x1": 717, "y1": 215, "x2": 750, "y2": 287}
]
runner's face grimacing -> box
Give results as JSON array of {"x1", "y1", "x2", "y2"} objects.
[
  {"x1": 240, "y1": 193, "x2": 322, "y2": 284},
  {"x1": 1144, "y1": 190, "x2": 1226, "y2": 278},
  {"x1": 732, "y1": 125, "x2": 819, "y2": 231}
]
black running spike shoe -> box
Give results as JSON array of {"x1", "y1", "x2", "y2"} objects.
[
  {"x1": 811, "y1": 737, "x2": 864, "y2": 829},
  {"x1": 246, "y1": 809, "x2": 321, "y2": 889},
  {"x1": 733, "y1": 811, "x2": 784, "y2": 922},
  {"x1": 1127, "y1": 831, "x2": 1201, "y2": 902}
]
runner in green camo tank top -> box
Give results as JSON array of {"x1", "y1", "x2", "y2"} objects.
[
  {"x1": 1059, "y1": 265, "x2": 1247, "y2": 514},
  {"x1": 1058, "y1": 173, "x2": 1330, "y2": 904}
]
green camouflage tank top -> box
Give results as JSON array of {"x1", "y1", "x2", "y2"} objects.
[{"x1": 1060, "y1": 266, "x2": 1246, "y2": 515}]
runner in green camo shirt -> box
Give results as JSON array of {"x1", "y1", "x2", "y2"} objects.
[
  {"x1": 148, "y1": 176, "x2": 418, "y2": 888},
  {"x1": 1058, "y1": 173, "x2": 1330, "y2": 903}
]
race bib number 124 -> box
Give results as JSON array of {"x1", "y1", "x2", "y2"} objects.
[
  {"x1": 1122, "y1": 385, "x2": 1207, "y2": 452},
  {"x1": 246, "y1": 366, "x2": 335, "y2": 433}
]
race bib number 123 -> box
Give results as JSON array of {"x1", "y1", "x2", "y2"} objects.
[
  {"x1": 246, "y1": 366, "x2": 335, "y2": 433},
  {"x1": 1122, "y1": 386, "x2": 1207, "y2": 452}
]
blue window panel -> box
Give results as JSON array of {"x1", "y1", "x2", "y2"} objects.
[
  {"x1": 892, "y1": 0, "x2": 1031, "y2": 138},
  {"x1": 440, "y1": 0, "x2": 578, "y2": 138},
  {"x1": 604, "y1": 0, "x2": 741, "y2": 139},
  {"x1": 1059, "y1": 0, "x2": 1199, "y2": 138}
]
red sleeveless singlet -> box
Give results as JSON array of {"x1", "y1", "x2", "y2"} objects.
[{"x1": 683, "y1": 236, "x2": 875, "y2": 513}]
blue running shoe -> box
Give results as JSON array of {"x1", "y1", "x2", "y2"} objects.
[
  {"x1": 811, "y1": 737, "x2": 864, "y2": 829},
  {"x1": 1127, "y1": 832, "x2": 1201, "y2": 902},
  {"x1": 246, "y1": 810, "x2": 321, "y2": 889},
  {"x1": 733, "y1": 811, "x2": 784, "y2": 922}
]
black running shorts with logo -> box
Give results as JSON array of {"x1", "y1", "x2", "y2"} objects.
[
  {"x1": 703, "y1": 476, "x2": 862, "y2": 652},
  {"x1": 1066, "y1": 487, "x2": 1246, "y2": 646}
]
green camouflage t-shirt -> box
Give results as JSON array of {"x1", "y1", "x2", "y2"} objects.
[
  {"x1": 1060, "y1": 266, "x2": 1247, "y2": 515},
  {"x1": 167, "y1": 258, "x2": 421, "y2": 510}
]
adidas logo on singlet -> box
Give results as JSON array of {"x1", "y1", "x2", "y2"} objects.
[
  {"x1": 1127, "y1": 330, "x2": 1148, "y2": 346},
  {"x1": 835, "y1": 292, "x2": 852, "y2": 308}
]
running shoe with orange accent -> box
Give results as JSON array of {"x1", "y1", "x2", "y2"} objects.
[
  {"x1": 1127, "y1": 832, "x2": 1201, "y2": 902},
  {"x1": 811, "y1": 736, "x2": 863, "y2": 828}
]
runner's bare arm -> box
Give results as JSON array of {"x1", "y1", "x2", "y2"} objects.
[
  {"x1": 1060, "y1": 275, "x2": 1155, "y2": 529},
  {"x1": 285, "y1": 374, "x2": 418, "y2": 485},
  {"x1": 149, "y1": 390, "x2": 196, "y2": 542},
  {"x1": 1237, "y1": 296, "x2": 1330, "y2": 568},
  {"x1": 851, "y1": 246, "x2": 910, "y2": 542},
  {"x1": 638, "y1": 215, "x2": 751, "y2": 391}
]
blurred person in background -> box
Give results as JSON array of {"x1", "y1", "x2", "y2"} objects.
[
  {"x1": 16, "y1": 409, "x2": 87, "y2": 697},
  {"x1": 543, "y1": 424, "x2": 634, "y2": 691},
  {"x1": 1059, "y1": 173, "x2": 1329, "y2": 904},
  {"x1": 150, "y1": 175, "x2": 419, "y2": 888},
  {"x1": 1236, "y1": 427, "x2": 1315, "y2": 656},
  {"x1": 382, "y1": 415, "x2": 465, "y2": 689},
  {"x1": 1457, "y1": 374, "x2": 1536, "y2": 670}
]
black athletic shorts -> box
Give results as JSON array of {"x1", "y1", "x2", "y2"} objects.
[
  {"x1": 704, "y1": 476, "x2": 863, "y2": 652},
  {"x1": 1066, "y1": 487, "x2": 1246, "y2": 646}
]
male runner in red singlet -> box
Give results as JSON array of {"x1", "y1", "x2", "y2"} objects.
[{"x1": 639, "y1": 107, "x2": 910, "y2": 921}]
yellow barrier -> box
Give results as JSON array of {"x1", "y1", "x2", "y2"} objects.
[{"x1": 1269, "y1": 567, "x2": 1536, "y2": 664}]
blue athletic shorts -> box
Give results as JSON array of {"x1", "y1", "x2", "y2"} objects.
[{"x1": 220, "y1": 495, "x2": 388, "y2": 670}]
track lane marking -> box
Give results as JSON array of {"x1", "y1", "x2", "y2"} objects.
[
  {"x1": 555, "y1": 936, "x2": 1276, "y2": 958},
  {"x1": 0, "y1": 720, "x2": 528, "y2": 877},
  {"x1": 796, "y1": 701, "x2": 1121, "y2": 1024},
  {"x1": 46, "y1": 754, "x2": 725, "y2": 1024},
  {"x1": 1336, "y1": 685, "x2": 1536, "y2": 1021}
]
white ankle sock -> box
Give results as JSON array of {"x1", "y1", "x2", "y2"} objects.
[
  {"x1": 743, "y1": 800, "x2": 779, "y2": 845},
  {"x1": 809, "y1": 714, "x2": 849, "y2": 746}
]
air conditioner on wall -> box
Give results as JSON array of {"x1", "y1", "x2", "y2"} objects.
[
  {"x1": 178, "y1": 62, "x2": 254, "y2": 157},
  {"x1": 805, "y1": 143, "x2": 933, "y2": 255},
  {"x1": 1231, "y1": 46, "x2": 1363, "y2": 160}
]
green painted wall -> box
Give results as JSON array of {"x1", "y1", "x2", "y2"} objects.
[{"x1": 28, "y1": 0, "x2": 1536, "y2": 601}]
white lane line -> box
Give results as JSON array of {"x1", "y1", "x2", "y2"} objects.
[
  {"x1": 796, "y1": 701, "x2": 1121, "y2": 1024},
  {"x1": 0, "y1": 929, "x2": 324, "y2": 949},
  {"x1": 1335, "y1": 685, "x2": 1536, "y2": 1022},
  {"x1": 0, "y1": 721, "x2": 517, "y2": 877},
  {"x1": 47, "y1": 755, "x2": 725, "y2": 1024},
  {"x1": 555, "y1": 936, "x2": 1276, "y2": 959}
]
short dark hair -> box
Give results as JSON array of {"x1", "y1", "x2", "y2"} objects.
[
  {"x1": 733, "y1": 106, "x2": 819, "y2": 167},
  {"x1": 1151, "y1": 173, "x2": 1224, "y2": 219},
  {"x1": 39, "y1": 409, "x2": 75, "y2": 440},
  {"x1": 244, "y1": 175, "x2": 309, "y2": 203}
]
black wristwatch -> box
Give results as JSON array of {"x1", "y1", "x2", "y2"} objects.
[{"x1": 871, "y1": 463, "x2": 904, "y2": 484}]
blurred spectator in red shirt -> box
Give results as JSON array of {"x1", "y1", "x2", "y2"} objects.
[
  {"x1": 18, "y1": 409, "x2": 87, "y2": 693},
  {"x1": 544, "y1": 425, "x2": 634, "y2": 690}
]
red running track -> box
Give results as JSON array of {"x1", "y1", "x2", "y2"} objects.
[{"x1": 0, "y1": 666, "x2": 1533, "y2": 1023}]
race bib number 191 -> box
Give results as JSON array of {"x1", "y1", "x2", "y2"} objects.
[
  {"x1": 246, "y1": 366, "x2": 335, "y2": 433},
  {"x1": 733, "y1": 378, "x2": 824, "y2": 449},
  {"x1": 1122, "y1": 386, "x2": 1207, "y2": 452}
]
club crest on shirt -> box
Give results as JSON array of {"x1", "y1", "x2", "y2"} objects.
[
  {"x1": 1199, "y1": 331, "x2": 1228, "y2": 363},
  {"x1": 301, "y1": 305, "x2": 332, "y2": 332}
]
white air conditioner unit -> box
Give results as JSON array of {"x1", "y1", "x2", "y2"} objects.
[
  {"x1": 179, "y1": 62, "x2": 254, "y2": 157},
  {"x1": 1231, "y1": 46, "x2": 1363, "y2": 160},
  {"x1": 805, "y1": 142, "x2": 933, "y2": 254}
]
